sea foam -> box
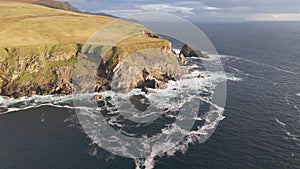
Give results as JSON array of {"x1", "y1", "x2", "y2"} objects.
[{"x1": 0, "y1": 53, "x2": 242, "y2": 169}]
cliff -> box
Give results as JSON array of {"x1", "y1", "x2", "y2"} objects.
[{"x1": 0, "y1": 2, "x2": 185, "y2": 98}]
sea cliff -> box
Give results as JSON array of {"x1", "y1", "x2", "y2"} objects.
[{"x1": 0, "y1": 1, "x2": 186, "y2": 98}]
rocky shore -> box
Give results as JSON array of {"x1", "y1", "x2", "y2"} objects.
[
  {"x1": 0, "y1": 41, "x2": 205, "y2": 98},
  {"x1": 0, "y1": 38, "x2": 187, "y2": 98}
]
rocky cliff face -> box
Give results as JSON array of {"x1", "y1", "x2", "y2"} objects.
[
  {"x1": 96, "y1": 44, "x2": 186, "y2": 94},
  {"x1": 0, "y1": 43, "x2": 79, "y2": 98},
  {"x1": 0, "y1": 35, "x2": 186, "y2": 98},
  {"x1": 73, "y1": 33, "x2": 187, "y2": 96}
]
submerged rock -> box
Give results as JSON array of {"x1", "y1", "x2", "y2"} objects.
[{"x1": 0, "y1": 107, "x2": 9, "y2": 113}]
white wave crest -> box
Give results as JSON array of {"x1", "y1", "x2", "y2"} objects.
[
  {"x1": 275, "y1": 117, "x2": 300, "y2": 147},
  {"x1": 275, "y1": 118, "x2": 286, "y2": 127}
]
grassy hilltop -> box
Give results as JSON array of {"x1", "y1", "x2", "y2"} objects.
[
  {"x1": 0, "y1": 1, "x2": 167, "y2": 46},
  {"x1": 0, "y1": 1, "x2": 109, "y2": 46}
]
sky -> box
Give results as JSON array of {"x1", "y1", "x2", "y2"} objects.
[{"x1": 64, "y1": 0, "x2": 300, "y2": 21}]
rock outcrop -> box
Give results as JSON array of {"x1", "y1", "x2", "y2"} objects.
[
  {"x1": 76, "y1": 36, "x2": 186, "y2": 95},
  {"x1": 179, "y1": 44, "x2": 209, "y2": 64},
  {"x1": 102, "y1": 48, "x2": 186, "y2": 94}
]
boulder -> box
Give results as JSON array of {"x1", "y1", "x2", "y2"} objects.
[{"x1": 179, "y1": 44, "x2": 209, "y2": 59}]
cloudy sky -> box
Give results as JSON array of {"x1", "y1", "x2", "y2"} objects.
[{"x1": 65, "y1": 0, "x2": 300, "y2": 21}]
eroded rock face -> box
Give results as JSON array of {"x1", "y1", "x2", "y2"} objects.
[
  {"x1": 0, "y1": 37, "x2": 186, "y2": 98},
  {"x1": 0, "y1": 44, "x2": 78, "y2": 98},
  {"x1": 51, "y1": 66, "x2": 73, "y2": 95},
  {"x1": 105, "y1": 48, "x2": 187, "y2": 93},
  {"x1": 134, "y1": 68, "x2": 173, "y2": 94}
]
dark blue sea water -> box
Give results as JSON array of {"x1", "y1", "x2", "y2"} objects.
[{"x1": 1, "y1": 22, "x2": 300, "y2": 169}]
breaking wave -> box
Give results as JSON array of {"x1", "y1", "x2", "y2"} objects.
[
  {"x1": 0, "y1": 54, "x2": 242, "y2": 169},
  {"x1": 0, "y1": 94, "x2": 75, "y2": 114},
  {"x1": 276, "y1": 117, "x2": 300, "y2": 147},
  {"x1": 0, "y1": 53, "x2": 240, "y2": 115},
  {"x1": 275, "y1": 118, "x2": 286, "y2": 127},
  {"x1": 0, "y1": 71, "x2": 239, "y2": 115}
]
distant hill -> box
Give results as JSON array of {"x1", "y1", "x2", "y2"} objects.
[
  {"x1": 84, "y1": 12, "x2": 119, "y2": 18},
  {"x1": 1, "y1": 0, "x2": 81, "y2": 12}
]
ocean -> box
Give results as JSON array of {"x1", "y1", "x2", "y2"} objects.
[{"x1": 0, "y1": 22, "x2": 300, "y2": 169}]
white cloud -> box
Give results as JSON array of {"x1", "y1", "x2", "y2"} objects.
[
  {"x1": 100, "y1": 9, "x2": 143, "y2": 17},
  {"x1": 124, "y1": 0, "x2": 149, "y2": 2},
  {"x1": 247, "y1": 13, "x2": 300, "y2": 21},
  {"x1": 204, "y1": 6, "x2": 221, "y2": 11},
  {"x1": 92, "y1": 3, "x2": 195, "y2": 19},
  {"x1": 136, "y1": 4, "x2": 194, "y2": 15},
  {"x1": 174, "y1": 1, "x2": 202, "y2": 5},
  {"x1": 65, "y1": 0, "x2": 300, "y2": 21}
]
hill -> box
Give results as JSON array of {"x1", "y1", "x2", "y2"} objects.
[{"x1": 0, "y1": 2, "x2": 184, "y2": 98}]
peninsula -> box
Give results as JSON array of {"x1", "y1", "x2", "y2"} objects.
[{"x1": 0, "y1": 0, "x2": 191, "y2": 98}]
